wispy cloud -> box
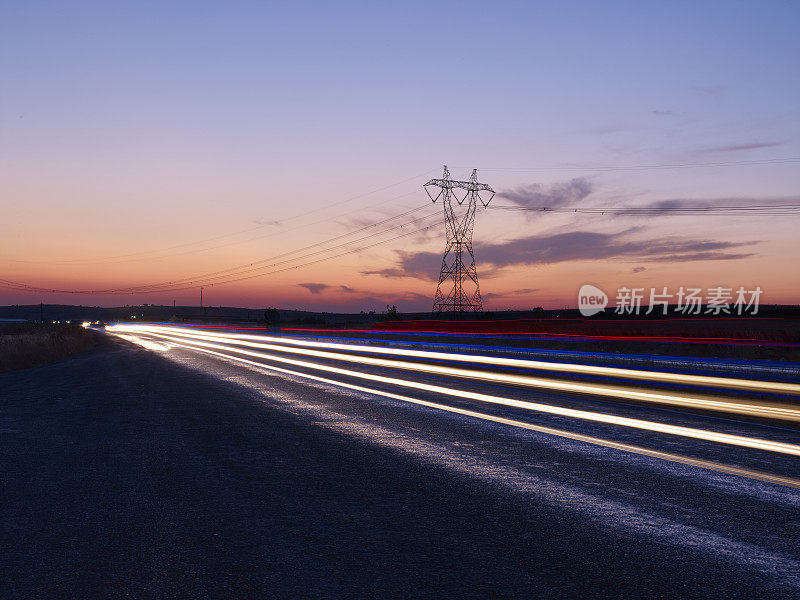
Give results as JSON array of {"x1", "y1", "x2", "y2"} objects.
[
  {"x1": 612, "y1": 195, "x2": 800, "y2": 218},
  {"x1": 498, "y1": 178, "x2": 593, "y2": 210},
  {"x1": 298, "y1": 283, "x2": 330, "y2": 294},
  {"x1": 652, "y1": 109, "x2": 677, "y2": 117},
  {"x1": 300, "y1": 283, "x2": 368, "y2": 295},
  {"x1": 701, "y1": 141, "x2": 783, "y2": 153},
  {"x1": 609, "y1": 198, "x2": 711, "y2": 217}
]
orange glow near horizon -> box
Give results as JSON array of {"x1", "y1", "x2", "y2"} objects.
[{"x1": 3, "y1": 198, "x2": 799, "y2": 311}]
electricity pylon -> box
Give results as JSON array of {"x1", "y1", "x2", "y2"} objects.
[{"x1": 424, "y1": 166, "x2": 495, "y2": 313}]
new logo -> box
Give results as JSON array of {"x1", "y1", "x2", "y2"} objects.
[{"x1": 578, "y1": 284, "x2": 608, "y2": 317}]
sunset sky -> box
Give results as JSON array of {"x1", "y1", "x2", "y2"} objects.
[{"x1": 2, "y1": 1, "x2": 799, "y2": 312}]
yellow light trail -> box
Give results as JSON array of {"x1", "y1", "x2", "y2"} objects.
[
  {"x1": 150, "y1": 325, "x2": 800, "y2": 396},
  {"x1": 110, "y1": 325, "x2": 800, "y2": 422},
  {"x1": 108, "y1": 325, "x2": 800, "y2": 458}
]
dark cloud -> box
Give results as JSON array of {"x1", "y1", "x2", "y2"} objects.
[
  {"x1": 498, "y1": 178, "x2": 593, "y2": 210},
  {"x1": 648, "y1": 199, "x2": 707, "y2": 211},
  {"x1": 365, "y1": 230, "x2": 757, "y2": 280},
  {"x1": 632, "y1": 266, "x2": 646, "y2": 273},
  {"x1": 298, "y1": 283, "x2": 330, "y2": 294},
  {"x1": 702, "y1": 142, "x2": 783, "y2": 153},
  {"x1": 339, "y1": 285, "x2": 358, "y2": 293},
  {"x1": 363, "y1": 250, "x2": 442, "y2": 281},
  {"x1": 477, "y1": 231, "x2": 756, "y2": 268}
]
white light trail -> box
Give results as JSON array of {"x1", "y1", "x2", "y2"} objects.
[
  {"x1": 109, "y1": 324, "x2": 800, "y2": 421},
  {"x1": 113, "y1": 330, "x2": 800, "y2": 488},
  {"x1": 116, "y1": 324, "x2": 800, "y2": 396},
  {"x1": 108, "y1": 324, "x2": 800, "y2": 458}
]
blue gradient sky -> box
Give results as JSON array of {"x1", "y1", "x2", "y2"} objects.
[{"x1": 2, "y1": 1, "x2": 799, "y2": 310}]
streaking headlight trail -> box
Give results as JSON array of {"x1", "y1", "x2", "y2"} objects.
[
  {"x1": 111, "y1": 324, "x2": 800, "y2": 395},
  {"x1": 107, "y1": 324, "x2": 800, "y2": 464},
  {"x1": 109, "y1": 324, "x2": 800, "y2": 422}
]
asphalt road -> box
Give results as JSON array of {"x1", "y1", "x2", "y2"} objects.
[{"x1": 2, "y1": 334, "x2": 799, "y2": 599}]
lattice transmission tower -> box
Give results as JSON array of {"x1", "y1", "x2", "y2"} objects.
[{"x1": 424, "y1": 166, "x2": 495, "y2": 313}]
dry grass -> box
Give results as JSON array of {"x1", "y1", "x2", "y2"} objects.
[{"x1": 0, "y1": 322, "x2": 108, "y2": 373}]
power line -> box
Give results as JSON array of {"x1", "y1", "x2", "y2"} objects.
[
  {"x1": 175, "y1": 221, "x2": 441, "y2": 291},
  {"x1": 455, "y1": 157, "x2": 800, "y2": 173},
  {"x1": 0, "y1": 207, "x2": 441, "y2": 295},
  {"x1": 2, "y1": 169, "x2": 438, "y2": 265},
  {"x1": 124, "y1": 211, "x2": 441, "y2": 293},
  {"x1": 0, "y1": 217, "x2": 441, "y2": 295},
  {"x1": 488, "y1": 203, "x2": 800, "y2": 215},
  {"x1": 121, "y1": 206, "x2": 437, "y2": 292}
]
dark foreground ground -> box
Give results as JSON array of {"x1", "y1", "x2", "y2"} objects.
[{"x1": 2, "y1": 339, "x2": 799, "y2": 599}]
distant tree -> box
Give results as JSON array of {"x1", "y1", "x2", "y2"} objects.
[{"x1": 384, "y1": 304, "x2": 402, "y2": 321}]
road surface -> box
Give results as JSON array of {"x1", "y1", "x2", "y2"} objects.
[{"x1": 2, "y1": 325, "x2": 799, "y2": 598}]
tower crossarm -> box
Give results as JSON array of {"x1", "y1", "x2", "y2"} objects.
[{"x1": 423, "y1": 178, "x2": 494, "y2": 193}]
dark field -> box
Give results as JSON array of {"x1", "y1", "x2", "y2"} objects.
[{"x1": 0, "y1": 322, "x2": 109, "y2": 373}]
